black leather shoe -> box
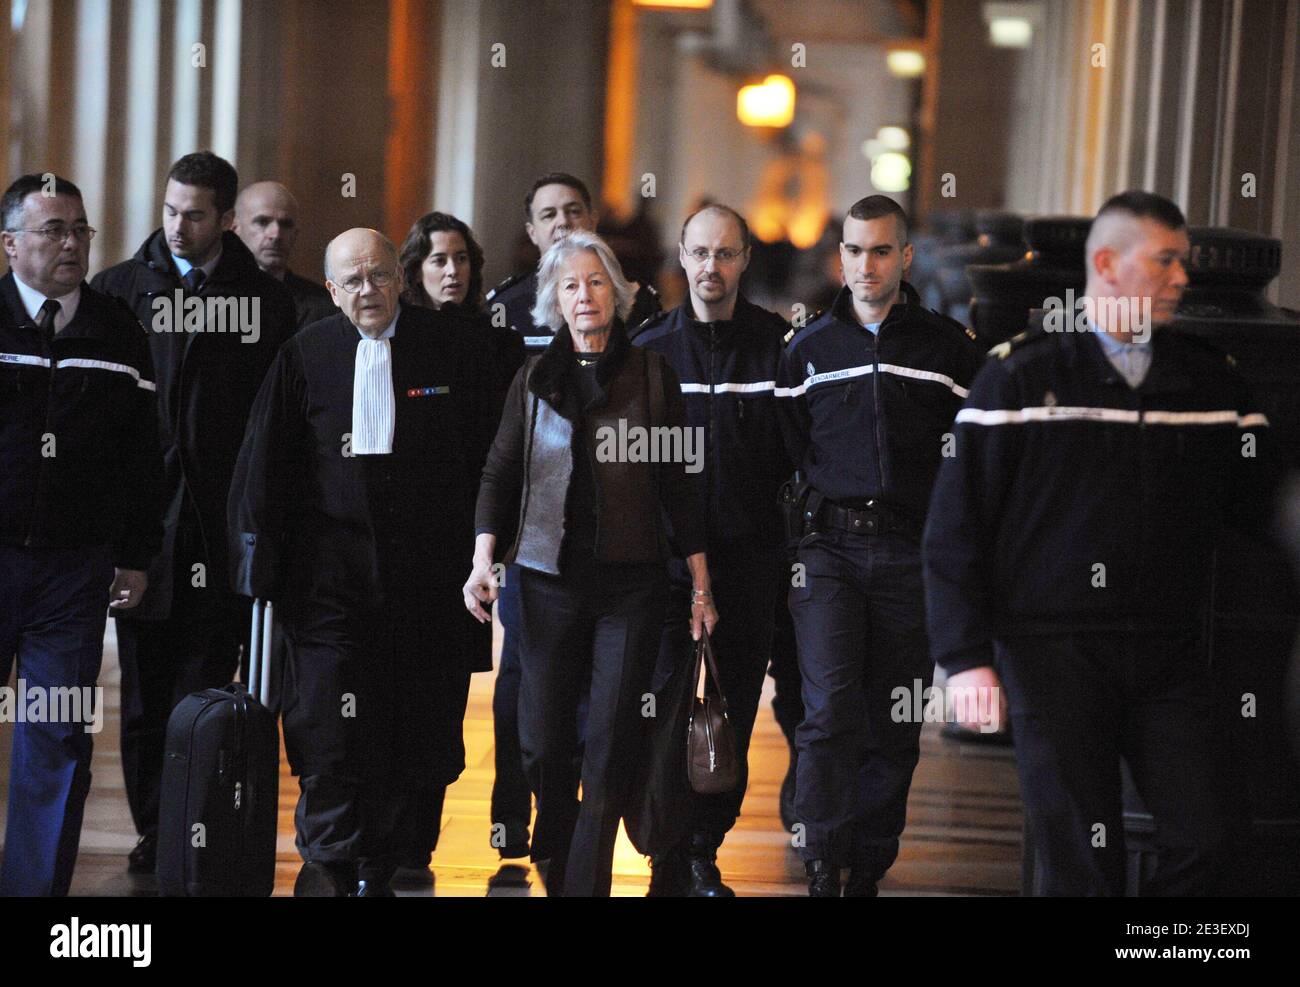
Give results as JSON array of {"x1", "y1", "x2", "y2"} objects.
[
  {"x1": 805, "y1": 860, "x2": 840, "y2": 897},
  {"x1": 493, "y1": 821, "x2": 531, "y2": 859},
  {"x1": 294, "y1": 861, "x2": 354, "y2": 897},
  {"x1": 779, "y1": 751, "x2": 798, "y2": 833},
  {"x1": 844, "y1": 870, "x2": 879, "y2": 897},
  {"x1": 647, "y1": 850, "x2": 689, "y2": 897},
  {"x1": 391, "y1": 863, "x2": 434, "y2": 889},
  {"x1": 685, "y1": 852, "x2": 735, "y2": 897},
  {"x1": 127, "y1": 833, "x2": 157, "y2": 874},
  {"x1": 354, "y1": 879, "x2": 396, "y2": 897}
]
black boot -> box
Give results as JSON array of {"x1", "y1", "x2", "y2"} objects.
[
  {"x1": 127, "y1": 833, "x2": 157, "y2": 875},
  {"x1": 843, "y1": 869, "x2": 879, "y2": 897},
  {"x1": 647, "y1": 849, "x2": 689, "y2": 897},
  {"x1": 805, "y1": 859, "x2": 840, "y2": 897},
  {"x1": 294, "y1": 860, "x2": 356, "y2": 898},
  {"x1": 685, "y1": 839, "x2": 735, "y2": 898}
]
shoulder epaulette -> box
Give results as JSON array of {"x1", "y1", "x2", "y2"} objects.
[
  {"x1": 785, "y1": 308, "x2": 826, "y2": 346},
  {"x1": 486, "y1": 271, "x2": 528, "y2": 302},
  {"x1": 628, "y1": 308, "x2": 669, "y2": 341},
  {"x1": 923, "y1": 306, "x2": 977, "y2": 343},
  {"x1": 988, "y1": 327, "x2": 1050, "y2": 361}
]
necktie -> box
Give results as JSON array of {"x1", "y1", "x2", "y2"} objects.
[
  {"x1": 351, "y1": 336, "x2": 395, "y2": 455},
  {"x1": 35, "y1": 298, "x2": 61, "y2": 345},
  {"x1": 183, "y1": 268, "x2": 206, "y2": 294}
]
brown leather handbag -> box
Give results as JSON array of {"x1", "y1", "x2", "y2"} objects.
[{"x1": 687, "y1": 630, "x2": 740, "y2": 794}]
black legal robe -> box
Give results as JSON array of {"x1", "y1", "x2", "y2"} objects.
[{"x1": 227, "y1": 304, "x2": 497, "y2": 782}]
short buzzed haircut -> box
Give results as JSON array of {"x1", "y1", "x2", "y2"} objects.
[
  {"x1": 847, "y1": 195, "x2": 909, "y2": 245},
  {"x1": 524, "y1": 172, "x2": 592, "y2": 221},
  {"x1": 679, "y1": 203, "x2": 752, "y2": 250},
  {"x1": 1, "y1": 174, "x2": 83, "y2": 231},
  {"x1": 168, "y1": 151, "x2": 239, "y2": 215},
  {"x1": 1094, "y1": 190, "x2": 1186, "y2": 230}
]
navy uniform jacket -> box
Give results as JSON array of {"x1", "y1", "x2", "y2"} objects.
[
  {"x1": 922, "y1": 327, "x2": 1278, "y2": 675},
  {"x1": 776, "y1": 281, "x2": 981, "y2": 523},
  {"x1": 487, "y1": 270, "x2": 660, "y2": 355},
  {"x1": 633, "y1": 294, "x2": 791, "y2": 554},
  {"x1": 0, "y1": 273, "x2": 163, "y2": 569}
]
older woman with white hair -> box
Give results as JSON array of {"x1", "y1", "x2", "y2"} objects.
[{"x1": 464, "y1": 231, "x2": 717, "y2": 896}]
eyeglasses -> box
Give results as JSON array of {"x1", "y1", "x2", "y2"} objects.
[
  {"x1": 684, "y1": 247, "x2": 745, "y2": 264},
  {"x1": 335, "y1": 270, "x2": 395, "y2": 293},
  {"x1": 9, "y1": 224, "x2": 97, "y2": 243}
]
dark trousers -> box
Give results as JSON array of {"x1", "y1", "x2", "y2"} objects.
[
  {"x1": 651, "y1": 550, "x2": 779, "y2": 852},
  {"x1": 517, "y1": 562, "x2": 666, "y2": 896},
  {"x1": 769, "y1": 583, "x2": 804, "y2": 747},
  {"x1": 490, "y1": 570, "x2": 532, "y2": 846},
  {"x1": 997, "y1": 631, "x2": 1231, "y2": 896},
  {"x1": 788, "y1": 529, "x2": 931, "y2": 874},
  {"x1": 284, "y1": 605, "x2": 472, "y2": 886},
  {"x1": 116, "y1": 584, "x2": 245, "y2": 840},
  {"x1": 1, "y1": 543, "x2": 112, "y2": 896}
]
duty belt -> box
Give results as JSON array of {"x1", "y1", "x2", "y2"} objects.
[{"x1": 819, "y1": 500, "x2": 920, "y2": 538}]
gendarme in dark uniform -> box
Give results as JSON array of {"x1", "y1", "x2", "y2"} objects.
[
  {"x1": 776, "y1": 197, "x2": 980, "y2": 895},
  {"x1": 923, "y1": 191, "x2": 1280, "y2": 896},
  {"x1": 634, "y1": 279, "x2": 791, "y2": 894}
]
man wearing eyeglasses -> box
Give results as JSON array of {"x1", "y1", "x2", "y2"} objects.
[
  {"x1": 228, "y1": 228, "x2": 498, "y2": 896},
  {"x1": 632, "y1": 204, "x2": 791, "y2": 896},
  {"x1": 90, "y1": 151, "x2": 296, "y2": 877},
  {"x1": 0, "y1": 173, "x2": 164, "y2": 895}
]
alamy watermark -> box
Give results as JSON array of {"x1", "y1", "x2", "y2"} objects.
[
  {"x1": 1042, "y1": 289, "x2": 1153, "y2": 343},
  {"x1": 891, "y1": 678, "x2": 1003, "y2": 734},
  {"x1": 0, "y1": 680, "x2": 103, "y2": 734},
  {"x1": 151, "y1": 291, "x2": 261, "y2": 344},
  {"x1": 594, "y1": 420, "x2": 704, "y2": 474}
]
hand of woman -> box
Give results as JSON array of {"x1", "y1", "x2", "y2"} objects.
[
  {"x1": 462, "y1": 558, "x2": 501, "y2": 623},
  {"x1": 690, "y1": 596, "x2": 719, "y2": 641}
]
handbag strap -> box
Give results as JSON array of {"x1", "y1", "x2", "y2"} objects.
[{"x1": 693, "y1": 629, "x2": 730, "y2": 712}]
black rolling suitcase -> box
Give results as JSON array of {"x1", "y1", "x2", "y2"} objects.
[{"x1": 157, "y1": 599, "x2": 280, "y2": 896}]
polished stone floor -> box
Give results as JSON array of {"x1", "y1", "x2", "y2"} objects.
[{"x1": 1, "y1": 620, "x2": 1023, "y2": 896}]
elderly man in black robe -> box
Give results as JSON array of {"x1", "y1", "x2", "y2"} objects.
[{"x1": 228, "y1": 228, "x2": 497, "y2": 896}]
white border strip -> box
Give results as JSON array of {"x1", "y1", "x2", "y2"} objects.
[
  {"x1": 679, "y1": 380, "x2": 776, "y2": 395},
  {"x1": 777, "y1": 363, "x2": 968, "y2": 399},
  {"x1": 2, "y1": 353, "x2": 155, "y2": 391}
]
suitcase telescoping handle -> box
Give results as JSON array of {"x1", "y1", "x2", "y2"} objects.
[{"x1": 248, "y1": 599, "x2": 275, "y2": 707}]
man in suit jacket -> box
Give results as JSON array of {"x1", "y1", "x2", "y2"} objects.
[{"x1": 91, "y1": 151, "x2": 297, "y2": 876}]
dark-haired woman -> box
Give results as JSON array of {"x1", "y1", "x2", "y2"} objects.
[
  {"x1": 392, "y1": 212, "x2": 525, "y2": 878},
  {"x1": 399, "y1": 211, "x2": 525, "y2": 407}
]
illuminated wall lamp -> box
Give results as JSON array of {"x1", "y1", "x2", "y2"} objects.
[
  {"x1": 871, "y1": 152, "x2": 912, "y2": 193},
  {"x1": 983, "y1": 3, "x2": 1040, "y2": 47},
  {"x1": 633, "y1": 0, "x2": 714, "y2": 8},
  {"x1": 737, "y1": 74, "x2": 796, "y2": 128},
  {"x1": 885, "y1": 49, "x2": 925, "y2": 78},
  {"x1": 876, "y1": 126, "x2": 910, "y2": 151}
]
